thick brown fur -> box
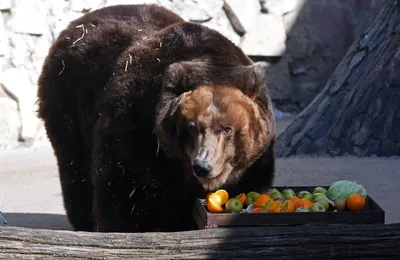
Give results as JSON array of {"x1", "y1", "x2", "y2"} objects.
[{"x1": 37, "y1": 4, "x2": 276, "y2": 233}]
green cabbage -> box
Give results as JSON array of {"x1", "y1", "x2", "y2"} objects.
[{"x1": 326, "y1": 180, "x2": 367, "y2": 200}]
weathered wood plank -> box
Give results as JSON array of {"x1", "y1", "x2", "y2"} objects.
[{"x1": 1, "y1": 224, "x2": 400, "y2": 259}]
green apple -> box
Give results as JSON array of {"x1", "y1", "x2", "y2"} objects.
[
  {"x1": 245, "y1": 191, "x2": 260, "y2": 207},
  {"x1": 311, "y1": 202, "x2": 326, "y2": 212},
  {"x1": 312, "y1": 192, "x2": 327, "y2": 202},
  {"x1": 295, "y1": 207, "x2": 311, "y2": 213},
  {"x1": 297, "y1": 191, "x2": 313, "y2": 201},
  {"x1": 314, "y1": 198, "x2": 329, "y2": 211},
  {"x1": 313, "y1": 186, "x2": 328, "y2": 195},
  {"x1": 332, "y1": 197, "x2": 347, "y2": 211},
  {"x1": 246, "y1": 191, "x2": 260, "y2": 198},
  {"x1": 266, "y1": 188, "x2": 279, "y2": 195},
  {"x1": 282, "y1": 188, "x2": 296, "y2": 200},
  {"x1": 269, "y1": 191, "x2": 284, "y2": 200},
  {"x1": 225, "y1": 198, "x2": 243, "y2": 213}
]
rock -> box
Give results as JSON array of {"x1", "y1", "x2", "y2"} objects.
[
  {"x1": 283, "y1": 0, "x2": 382, "y2": 110},
  {"x1": 0, "y1": 211, "x2": 7, "y2": 226},
  {"x1": 0, "y1": 13, "x2": 7, "y2": 57},
  {"x1": 201, "y1": 0, "x2": 241, "y2": 46},
  {"x1": 0, "y1": 86, "x2": 20, "y2": 149},
  {"x1": 0, "y1": 67, "x2": 41, "y2": 142},
  {"x1": 279, "y1": 0, "x2": 305, "y2": 35},
  {"x1": 293, "y1": 81, "x2": 321, "y2": 108},
  {"x1": 31, "y1": 35, "x2": 53, "y2": 75},
  {"x1": 173, "y1": 0, "x2": 212, "y2": 23},
  {"x1": 273, "y1": 104, "x2": 297, "y2": 120},
  {"x1": 239, "y1": 13, "x2": 286, "y2": 56},
  {"x1": 260, "y1": 0, "x2": 298, "y2": 15},
  {"x1": 69, "y1": 0, "x2": 104, "y2": 12},
  {"x1": 265, "y1": 56, "x2": 292, "y2": 102},
  {"x1": 259, "y1": 0, "x2": 268, "y2": 13},
  {"x1": 224, "y1": 0, "x2": 261, "y2": 33},
  {"x1": 29, "y1": 119, "x2": 51, "y2": 149},
  {"x1": 49, "y1": 7, "x2": 85, "y2": 39},
  {"x1": 9, "y1": 34, "x2": 34, "y2": 68},
  {"x1": 0, "y1": 57, "x2": 4, "y2": 76},
  {"x1": 9, "y1": 0, "x2": 48, "y2": 36},
  {"x1": 225, "y1": 0, "x2": 286, "y2": 56},
  {"x1": 0, "y1": 0, "x2": 12, "y2": 11},
  {"x1": 105, "y1": 0, "x2": 158, "y2": 7}
]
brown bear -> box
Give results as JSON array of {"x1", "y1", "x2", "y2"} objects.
[{"x1": 37, "y1": 4, "x2": 276, "y2": 233}]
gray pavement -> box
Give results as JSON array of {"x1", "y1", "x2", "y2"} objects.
[{"x1": 1, "y1": 119, "x2": 399, "y2": 230}]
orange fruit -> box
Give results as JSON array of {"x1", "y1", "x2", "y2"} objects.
[
  {"x1": 206, "y1": 197, "x2": 223, "y2": 213},
  {"x1": 282, "y1": 200, "x2": 295, "y2": 212},
  {"x1": 295, "y1": 198, "x2": 313, "y2": 209},
  {"x1": 215, "y1": 189, "x2": 229, "y2": 205},
  {"x1": 347, "y1": 194, "x2": 366, "y2": 211},
  {"x1": 207, "y1": 193, "x2": 223, "y2": 206},
  {"x1": 206, "y1": 192, "x2": 214, "y2": 199},
  {"x1": 251, "y1": 207, "x2": 265, "y2": 213},
  {"x1": 253, "y1": 194, "x2": 272, "y2": 208},
  {"x1": 289, "y1": 196, "x2": 300, "y2": 205},
  {"x1": 268, "y1": 200, "x2": 283, "y2": 213},
  {"x1": 235, "y1": 193, "x2": 247, "y2": 205}
]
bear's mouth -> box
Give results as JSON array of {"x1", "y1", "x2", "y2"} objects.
[
  {"x1": 192, "y1": 163, "x2": 233, "y2": 191},
  {"x1": 192, "y1": 169, "x2": 221, "y2": 180},
  {"x1": 195, "y1": 173, "x2": 220, "y2": 180},
  {"x1": 191, "y1": 163, "x2": 224, "y2": 180}
]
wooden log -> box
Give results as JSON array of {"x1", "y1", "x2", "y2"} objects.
[
  {"x1": 1, "y1": 223, "x2": 400, "y2": 259},
  {"x1": 275, "y1": 0, "x2": 400, "y2": 157}
]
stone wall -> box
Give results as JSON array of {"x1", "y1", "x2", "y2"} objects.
[{"x1": 0, "y1": 0, "x2": 383, "y2": 149}]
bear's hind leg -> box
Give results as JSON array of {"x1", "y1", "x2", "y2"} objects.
[{"x1": 43, "y1": 115, "x2": 94, "y2": 231}]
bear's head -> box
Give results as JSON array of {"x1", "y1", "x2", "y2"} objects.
[{"x1": 155, "y1": 60, "x2": 275, "y2": 192}]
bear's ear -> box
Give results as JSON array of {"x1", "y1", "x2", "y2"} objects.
[
  {"x1": 167, "y1": 91, "x2": 192, "y2": 117},
  {"x1": 252, "y1": 61, "x2": 268, "y2": 85},
  {"x1": 162, "y1": 61, "x2": 209, "y2": 94},
  {"x1": 248, "y1": 61, "x2": 269, "y2": 100},
  {"x1": 155, "y1": 89, "x2": 192, "y2": 140}
]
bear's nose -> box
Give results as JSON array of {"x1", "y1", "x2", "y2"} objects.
[{"x1": 192, "y1": 159, "x2": 211, "y2": 178}]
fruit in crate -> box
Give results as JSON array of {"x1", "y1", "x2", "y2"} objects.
[
  {"x1": 245, "y1": 191, "x2": 260, "y2": 207},
  {"x1": 313, "y1": 187, "x2": 328, "y2": 195},
  {"x1": 311, "y1": 202, "x2": 326, "y2": 212},
  {"x1": 346, "y1": 194, "x2": 366, "y2": 211},
  {"x1": 253, "y1": 194, "x2": 272, "y2": 208},
  {"x1": 312, "y1": 192, "x2": 327, "y2": 202},
  {"x1": 203, "y1": 180, "x2": 369, "y2": 214},
  {"x1": 269, "y1": 191, "x2": 284, "y2": 200},
  {"x1": 225, "y1": 198, "x2": 243, "y2": 213},
  {"x1": 332, "y1": 197, "x2": 347, "y2": 211},
  {"x1": 297, "y1": 191, "x2": 313, "y2": 201},
  {"x1": 326, "y1": 180, "x2": 367, "y2": 200},
  {"x1": 281, "y1": 188, "x2": 296, "y2": 200}
]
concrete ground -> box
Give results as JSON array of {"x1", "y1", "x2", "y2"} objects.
[{"x1": 1, "y1": 118, "x2": 399, "y2": 230}]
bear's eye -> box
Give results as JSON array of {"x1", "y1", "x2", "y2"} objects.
[
  {"x1": 188, "y1": 122, "x2": 197, "y2": 136},
  {"x1": 222, "y1": 126, "x2": 233, "y2": 136}
]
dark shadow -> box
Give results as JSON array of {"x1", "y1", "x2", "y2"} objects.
[{"x1": 1, "y1": 212, "x2": 72, "y2": 230}]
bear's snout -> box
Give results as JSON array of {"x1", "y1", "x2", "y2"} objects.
[{"x1": 192, "y1": 159, "x2": 212, "y2": 178}]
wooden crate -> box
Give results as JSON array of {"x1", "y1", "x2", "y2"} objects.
[{"x1": 193, "y1": 186, "x2": 385, "y2": 230}]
